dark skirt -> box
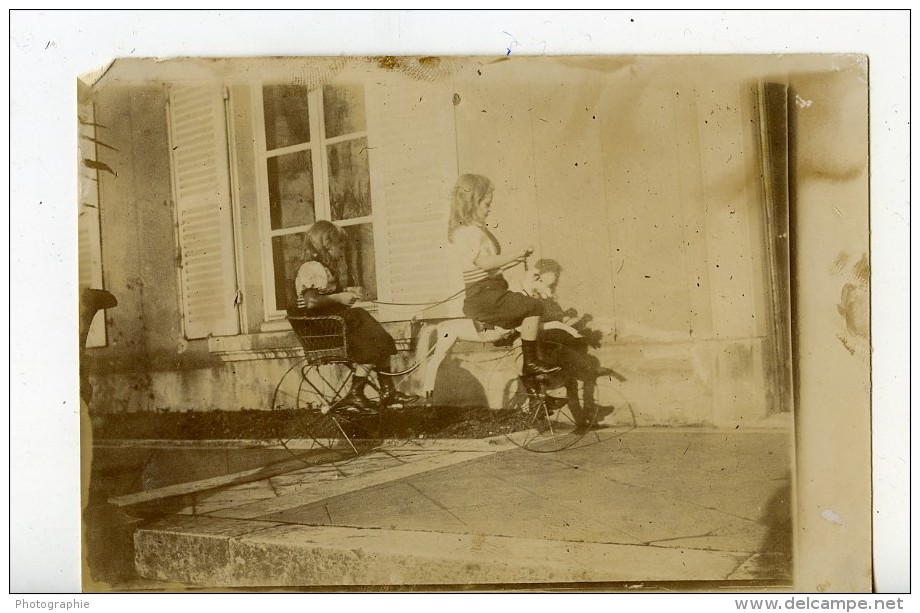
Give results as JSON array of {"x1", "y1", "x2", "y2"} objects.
[
  {"x1": 462, "y1": 275, "x2": 543, "y2": 330},
  {"x1": 293, "y1": 304, "x2": 396, "y2": 365}
]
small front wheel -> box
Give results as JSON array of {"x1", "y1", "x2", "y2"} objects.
[{"x1": 501, "y1": 376, "x2": 594, "y2": 452}]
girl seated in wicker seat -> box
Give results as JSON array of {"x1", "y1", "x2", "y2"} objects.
[{"x1": 292, "y1": 220, "x2": 418, "y2": 413}]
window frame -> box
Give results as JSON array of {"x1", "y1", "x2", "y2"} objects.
[{"x1": 253, "y1": 83, "x2": 377, "y2": 322}]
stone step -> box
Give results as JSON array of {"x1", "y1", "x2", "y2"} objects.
[{"x1": 134, "y1": 515, "x2": 752, "y2": 587}]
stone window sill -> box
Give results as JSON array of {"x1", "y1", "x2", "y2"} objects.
[
  {"x1": 207, "y1": 329, "x2": 303, "y2": 362},
  {"x1": 208, "y1": 317, "x2": 414, "y2": 362}
]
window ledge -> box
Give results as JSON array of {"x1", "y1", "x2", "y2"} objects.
[
  {"x1": 259, "y1": 318, "x2": 294, "y2": 333},
  {"x1": 208, "y1": 330, "x2": 303, "y2": 362},
  {"x1": 209, "y1": 314, "x2": 413, "y2": 362},
  {"x1": 259, "y1": 303, "x2": 375, "y2": 332}
]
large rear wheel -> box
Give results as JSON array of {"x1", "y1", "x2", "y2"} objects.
[{"x1": 272, "y1": 360, "x2": 382, "y2": 466}]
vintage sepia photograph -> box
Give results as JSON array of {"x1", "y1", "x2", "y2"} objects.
[{"x1": 74, "y1": 53, "x2": 872, "y2": 592}]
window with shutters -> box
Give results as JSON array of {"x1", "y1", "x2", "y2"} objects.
[
  {"x1": 256, "y1": 83, "x2": 377, "y2": 318},
  {"x1": 167, "y1": 85, "x2": 241, "y2": 340},
  {"x1": 253, "y1": 80, "x2": 459, "y2": 323}
]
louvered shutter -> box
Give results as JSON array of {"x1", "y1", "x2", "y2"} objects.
[
  {"x1": 167, "y1": 85, "x2": 240, "y2": 339},
  {"x1": 366, "y1": 82, "x2": 459, "y2": 321},
  {"x1": 78, "y1": 103, "x2": 106, "y2": 347}
]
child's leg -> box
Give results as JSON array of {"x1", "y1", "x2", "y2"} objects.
[
  {"x1": 337, "y1": 363, "x2": 376, "y2": 412},
  {"x1": 520, "y1": 315, "x2": 560, "y2": 376},
  {"x1": 565, "y1": 377, "x2": 588, "y2": 424},
  {"x1": 377, "y1": 357, "x2": 420, "y2": 406},
  {"x1": 421, "y1": 321, "x2": 470, "y2": 397}
]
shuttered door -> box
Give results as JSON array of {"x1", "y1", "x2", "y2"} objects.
[
  {"x1": 167, "y1": 85, "x2": 240, "y2": 339},
  {"x1": 78, "y1": 102, "x2": 106, "y2": 347},
  {"x1": 366, "y1": 82, "x2": 459, "y2": 321}
]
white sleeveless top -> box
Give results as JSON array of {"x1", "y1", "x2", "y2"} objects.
[{"x1": 449, "y1": 225, "x2": 499, "y2": 286}]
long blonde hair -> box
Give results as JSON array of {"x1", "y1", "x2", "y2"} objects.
[
  {"x1": 303, "y1": 220, "x2": 350, "y2": 289},
  {"x1": 447, "y1": 174, "x2": 494, "y2": 242}
]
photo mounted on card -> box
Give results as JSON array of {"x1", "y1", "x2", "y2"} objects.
[{"x1": 78, "y1": 55, "x2": 870, "y2": 592}]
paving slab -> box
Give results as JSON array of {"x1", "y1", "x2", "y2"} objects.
[
  {"x1": 204, "y1": 450, "x2": 493, "y2": 520},
  {"x1": 270, "y1": 481, "x2": 473, "y2": 533}
]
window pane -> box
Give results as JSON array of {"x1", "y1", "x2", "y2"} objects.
[
  {"x1": 267, "y1": 151, "x2": 315, "y2": 230},
  {"x1": 343, "y1": 223, "x2": 377, "y2": 301},
  {"x1": 327, "y1": 138, "x2": 372, "y2": 221},
  {"x1": 323, "y1": 85, "x2": 366, "y2": 138},
  {"x1": 263, "y1": 84, "x2": 311, "y2": 150},
  {"x1": 272, "y1": 232, "x2": 306, "y2": 310}
]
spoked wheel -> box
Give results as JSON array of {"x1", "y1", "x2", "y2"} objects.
[
  {"x1": 272, "y1": 359, "x2": 381, "y2": 465},
  {"x1": 501, "y1": 375, "x2": 599, "y2": 452}
]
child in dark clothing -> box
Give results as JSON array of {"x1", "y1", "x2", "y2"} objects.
[
  {"x1": 293, "y1": 220, "x2": 418, "y2": 412},
  {"x1": 515, "y1": 259, "x2": 611, "y2": 430}
]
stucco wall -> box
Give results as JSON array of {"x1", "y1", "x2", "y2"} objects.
[
  {"x1": 449, "y1": 57, "x2": 772, "y2": 425},
  {"x1": 92, "y1": 85, "x2": 214, "y2": 370},
  {"x1": 87, "y1": 85, "x2": 223, "y2": 411}
]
